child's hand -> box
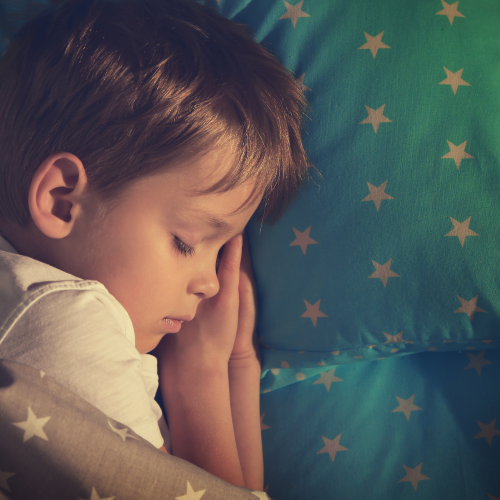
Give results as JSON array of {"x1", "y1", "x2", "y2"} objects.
[
  {"x1": 229, "y1": 233, "x2": 261, "y2": 367},
  {"x1": 157, "y1": 234, "x2": 243, "y2": 369}
]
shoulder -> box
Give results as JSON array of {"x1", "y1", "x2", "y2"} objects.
[{"x1": 0, "y1": 249, "x2": 135, "y2": 348}]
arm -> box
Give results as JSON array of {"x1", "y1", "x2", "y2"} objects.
[
  {"x1": 229, "y1": 358, "x2": 264, "y2": 491},
  {"x1": 158, "y1": 354, "x2": 244, "y2": 486},
  {"x1": 229, "y1": 233, "x2": 264, "y2": 491}
]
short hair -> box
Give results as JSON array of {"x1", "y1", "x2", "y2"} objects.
[{"x1": 0, "y1": 0, "x2": 311, "y2": 232}]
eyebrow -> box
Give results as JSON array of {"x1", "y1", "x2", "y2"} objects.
[{"x1": 197, "y1": 211, "x2": 234, "y2": 234}]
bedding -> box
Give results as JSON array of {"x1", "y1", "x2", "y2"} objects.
[
  {"x1": 234, "y1": 0, "x2": 500, "y2": 371},
  {"x1": 0, "y1": 359, "x2": 267, "y2": 499},
  {"x1": 222, "y1": 0, "x2": 500, "y2": 497}
]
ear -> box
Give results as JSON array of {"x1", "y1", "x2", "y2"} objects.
[{"x1": 28, "y1": 152, "x2": 89, "y2": 239}]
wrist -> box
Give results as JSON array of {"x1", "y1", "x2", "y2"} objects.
[{"x1": 228, "y1": 354, "x2": 262, "y2": 372}]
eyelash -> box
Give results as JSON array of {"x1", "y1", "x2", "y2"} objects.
[{"x1": 173, "y1": 236, "x2": 195, "y2": 257}]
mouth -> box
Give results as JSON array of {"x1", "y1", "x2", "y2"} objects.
[
  {"x1": 161, "y1": 315, "x2": 194, "y2": 334},
  {"x1": 162, "y1": 318, "x2": 183, "y2": 333}
]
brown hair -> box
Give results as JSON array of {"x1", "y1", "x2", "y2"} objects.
[{"x1": 0, "y1": 0, "x2": 311, "y2": 233}]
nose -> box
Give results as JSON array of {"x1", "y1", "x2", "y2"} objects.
[{"x1": 188, "y1": 264, "x2": 220, "y2": 299}]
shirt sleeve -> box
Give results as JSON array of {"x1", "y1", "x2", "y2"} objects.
[{"x1": 2, "y1": 288, "x2": 165, "y2": 448}]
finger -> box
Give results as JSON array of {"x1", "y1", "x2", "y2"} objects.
[{"x1": 216, "y1": 233, "x2": 243, "y2": 300}]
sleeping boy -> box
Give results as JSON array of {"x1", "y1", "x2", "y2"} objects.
[{"x1": 0, "y1": 0, "x2": 310, "y2": 490}]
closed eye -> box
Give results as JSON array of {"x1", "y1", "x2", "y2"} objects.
[{"x1": 173, "y1": 236, "x2": 194, "y2": 256}]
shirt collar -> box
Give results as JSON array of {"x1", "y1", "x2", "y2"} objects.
[{"x1": 0, "y1": 235, "x2": 19, "y2": 254}]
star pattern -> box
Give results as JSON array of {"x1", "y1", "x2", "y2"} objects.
[
  {"x1": 0, "y1": 470, "x2": 14, "y2": 492},
  {"x1": 464, "y1": 350, "x2": 493, "y2": 376},
  {"x1": 360, "y1": 104, "x2": 393, "y2": 133},
  {"x1": 454, "y1": 295, "x2": 486, "y2": 320},
  {"x1": 12, "y1": 407, "x2": 51, "y2": 442},
  {"x1": 175, "y1": 481, "x2": 206, "y2": 500},
  {"x1": 439, "y1": 67, "x2": 470, "y2": 95},
  {"x1": 78, "y1": 487, "x2": 115, "y2": 500},
  {"x1": 442, "y1": 140, "x2": 474, "y2": 169},
  {"x1": 398, "y1": 463, "x2": 431, "y2": 491},
  {"x1": 445, "y1": 217, "x2": 478, "y2": 246},
  {"x1": 278, "y1": 0, "x2": 310, "y2": 28},
  {"x1": 313, "y1": 368, "x2": 343, "y2": 392},
  {"x1": 362, "y1": 181, "x2": 394, "y2": 211},
  {"x1": 358, "y1": 31, "x2": 390, "y2": 58},
  {"x1": 392, "y1": 395, "x2": 423, "y2": 421},
  {"x1": 289, "y1": 226, "x2": 318, "y2": 255},
  {"x1": 300, "y1": 299, "x2": 328, "y2": 327},
  {"x1": 368, "y1": 259, "x2": 400, "y2": 287},
  {"x1": 436, "y1": 0, "x2": 465, "y2": 25},
  {"x1": 383, "y1": 331, "x2": 413, "y2": 344},
  {"x1": 108, "y1": 420, "x2": 139, "y2": 441},
  {"x1": 317, "y1": 434, "x2": 348, "y2": 463},
  {"x1": 297, "y1": 73, "x2": 311, "y2": 92},
  {"x1": 474, "y1": 418, "x2": 500, "y2": 446}
]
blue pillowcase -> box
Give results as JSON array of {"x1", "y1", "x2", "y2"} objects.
[{"x1": 224, "y1": 0, "x2": 500, "y2": 371}]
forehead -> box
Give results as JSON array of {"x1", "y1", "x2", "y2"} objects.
[{"x1": 135, "y1": 148, "x2": 261, "y2": 218}]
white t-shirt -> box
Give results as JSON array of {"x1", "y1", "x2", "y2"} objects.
[{"x1": 0, "y1": 235, "x2": 171, "y2": 452}]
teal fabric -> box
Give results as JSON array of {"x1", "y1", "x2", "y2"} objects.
[
  {"x1": 217, "y1": 0, "x2": 500, "y2": 371},
  {"x1": 260, "y1": 349, "x2": 500, "y2": 499}
]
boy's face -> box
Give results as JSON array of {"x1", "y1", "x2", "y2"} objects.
[{"x1": 25, "y1": 149, "x2": 261, "y2": 354}]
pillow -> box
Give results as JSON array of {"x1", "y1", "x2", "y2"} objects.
[{"x1": 219, "y1": 0, "x2": 500, "y2": 371}]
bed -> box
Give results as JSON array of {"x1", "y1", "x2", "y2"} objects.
[{"x1": 1, "y1": 0, "x2": 500, "y2": 498}]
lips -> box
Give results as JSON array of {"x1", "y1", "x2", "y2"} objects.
[
  {"x1": 162, "y1": 317, "x2": 183, "y2": 333},
  {"x1": 161, "y1": 314, "x2": 194, "y2": 334}
]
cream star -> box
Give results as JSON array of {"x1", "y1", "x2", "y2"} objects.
[
  {"x1": 464, "y1": 350, "x2": 492, "y2": 376},
  {"x1": 383, "y1": 331, "x2": 413, "y2": 344},
  {"x1": 360, "y1": 104, "x2": 393, "y2": 133},
  {"x1": 392, "y1": 395, "x2": 423, "y2": 421},
  {"x1": 300, "y1": 299, "x2": 328, "y2": 327},
  {"x1": 0, "y1": 470, "x2": 15, "y2": 492},
  {"x1": 313, "y1": 368, "x2": 343, "y2": 392},
  {"x1": 261, "y1": 413, "x2": 271, "y2": 431},
  {"x1": 454, "y1": 295, "x2": 486, "y2": 320},
  {"x1": 474, "y1": 418, "x2": 500, "y2": 446},
  {"x1": 175, "y1": 481, "x2": 206, "y2": 500},
  {"x1": 362, "y1": 181, "x2": 394, "y2": 211},
  {"x1": 278, "y1": 0, "x2": 310, "y2": 28},
  {"x1": 289, "y1": 226, "x2": 318, "y2": 255},
  {"x1": 368, "y1": 259, "x2": 400, "y2": 287},
  {"x1": 317, "y1": 434, "x2": 348, "y2": 462},
  {"x1": 445, "y1": 217, "x2": 478, "y2": 246},
  {"x1": 441, "y1": 140, "x2": 474, "y2": 169},
  {"x1": 358, "y1": 31, "x2": 390, "y2": 58},
  {"x1": 439, "y1": 67, "x2": 470, "y2": 95},
  {"x1": 398, "y1": 463, "x2": 431, "y2": 491},
  {"x1": 436, "y1": 0, "x2": 465, "y2": 25},
  {"x1": 251, "y1": 492, "x2": 270, "y2": 499},
  {"x1": 78, "y1": 487, "x2": 115, "y2": 500},
  {"x1": 297, "y1": 73, "x2": 311, "y2": 92},
  {"x1": 108, "y1": 420, "x2": 139, "y2": 441},
  {"x1": 12, "y1": 407, "x2": 50, "y2": 443}
]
